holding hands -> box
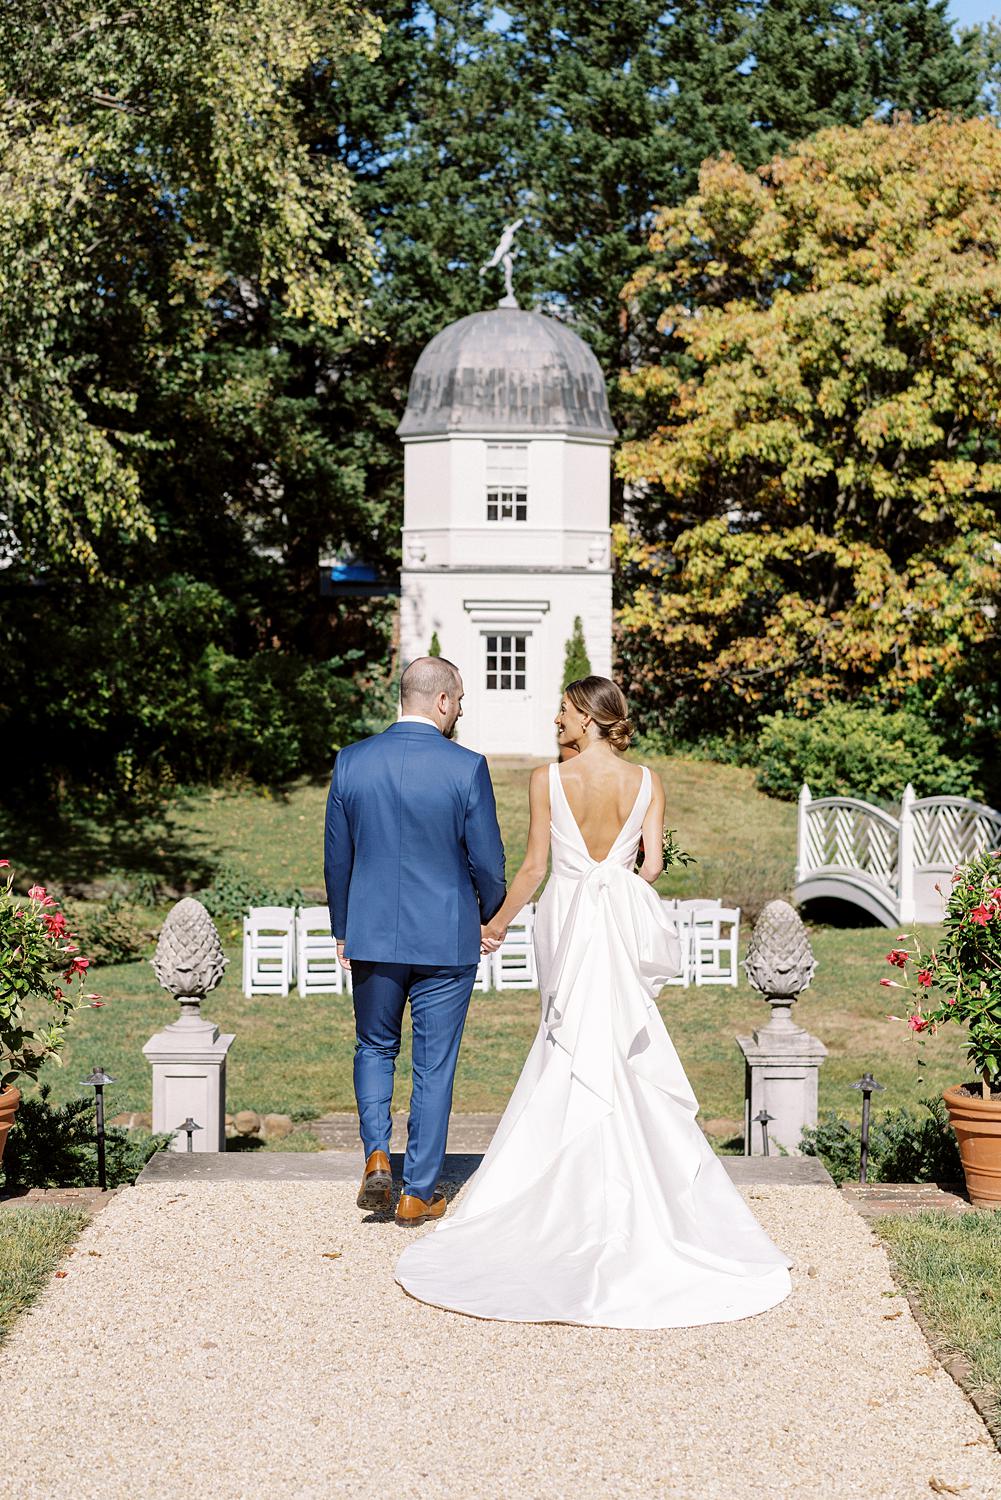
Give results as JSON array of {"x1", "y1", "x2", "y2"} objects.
[{"x1": 480, "y1": 921, "x2": 506, "y2": 954}]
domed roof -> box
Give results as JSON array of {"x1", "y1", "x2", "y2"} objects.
[{"x1": 397, "y1": 306, "x2": 616, "y2": 441}]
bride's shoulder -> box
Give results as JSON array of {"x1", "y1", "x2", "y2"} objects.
[{"x1": 635, "y1": 762, "x2": 664, "y2": 792}]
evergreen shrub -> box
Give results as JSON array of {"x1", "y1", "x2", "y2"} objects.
[
  {"x1": 1, "y1": 1086, "x2": 170, "y2": 1190},
  {"x1": 754, "y1": 703, "x2": 980, "y2": 803},
  {"x1": 562, "y1": 617, "x2": 592, "y2": 687},
  {"x1": 196, "y1": 863, "x2": 304, "y2": 924},
  {"x1": 69, "y1": 899, "x2": 149, "y2": 967},
  {"x1": 801, "y1": 1097, "x2": 962, "y2": 1186}
]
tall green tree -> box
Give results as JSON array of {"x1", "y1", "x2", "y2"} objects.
[
  {"x1": 616, "y1": 118, "x2": 1001, "y2": 758},
  {"x1": 0, "y1": 1, "x2": 382, "y2": 795}
]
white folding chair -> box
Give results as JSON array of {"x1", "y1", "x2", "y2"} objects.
[
  {"x1": 242, "y1": 906, "x2": 295, "y2": 997},
  {"x1": 660, "y1": 897, "x2": 691, "y2": 987},
  {"x1": 296, "y1": 906, "x2": 346, "y2": 997},
  {"x1": 694, "y1": 906, "x2": 741, "y2": 987},
  {"x1": 492, "y1": 903, "x2": 537, "y2": 990}
]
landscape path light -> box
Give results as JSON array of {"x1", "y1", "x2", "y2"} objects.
[
  {"x1": 80, "y1": 1067, "x2": 115, "y2": 1191},
  {"x1": 850, "y1": 1072, "x2": 885, "y2": 1184},
  {"x1": 753, "y1": 1108, "x2": 774, "y2": 1157}
]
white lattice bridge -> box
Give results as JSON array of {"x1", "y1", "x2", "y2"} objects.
[{"x1": 794, "y1": 783, "x2": 1001, "y2": 927}]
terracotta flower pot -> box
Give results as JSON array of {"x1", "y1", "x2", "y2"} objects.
[
  {"x1": 0, "y1": 1085, "x2": 21, "y2": 1166},
  {"x1": 943, "y1": 1085, "x2": 1001, "y2": 1208}
]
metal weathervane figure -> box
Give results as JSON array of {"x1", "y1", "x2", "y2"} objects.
[{"x1": 480, "y1": 218, "x2": 524, "y2": 307}]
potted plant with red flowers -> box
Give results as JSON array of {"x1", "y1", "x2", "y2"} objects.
[
  {"x1": 0, "y1": 862, "x2": 100, "y2": 1166},
  {"x1": 881, "y1": 849, "x2": 1001, "y2": 1206}
]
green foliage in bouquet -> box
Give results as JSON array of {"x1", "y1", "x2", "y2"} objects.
[
  {"x1": 882, "y1": 851, "x2": 1001, "y2": 1093},
  {"x1": 662, "y1": 829, "x2": 695, "y2": 870},
  {"x1": 0, "y1": 865, "x2": 100, "y2": 1091}
]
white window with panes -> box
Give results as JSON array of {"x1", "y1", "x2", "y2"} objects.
[
  {"x1": 484, "y1": 632, "x2": 527, "y2": 692},
  {"x1": 485, "y1": 443, "x2": 528, "y2": 522}
]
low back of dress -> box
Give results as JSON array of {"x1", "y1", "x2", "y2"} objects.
[{"x1": 548, "y1": 761, "x2": 650, "y2": 877}]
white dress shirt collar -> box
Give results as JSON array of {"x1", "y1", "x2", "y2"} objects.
[{"x1": 397, "y1": 713, "x2": 440, "y2": 730}]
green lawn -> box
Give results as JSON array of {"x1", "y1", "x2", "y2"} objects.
[
  {"x1": 876, "y1": 1211, "x2": 1001, "y2": 1444},
  {"x1": 0, "y1": 1207, "x2": 89, "y2": 1343},
  {"x1": 4, "y1": 755, "x2": 967, "y2": 1132},
  {"x1": 35, "y1": 923, "x2": 963, "y2": 1132}
]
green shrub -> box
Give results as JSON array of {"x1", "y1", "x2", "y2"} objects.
[
  {"x1": 69, "y1": 899, "x2": 150, "y2": 966},
  {"x1": 196, "y1": 862, "x2": 304, "y2": 923},
  {"x1": 0, "y1": 1086, "x2": 171, "y2": 1190},
  {"x1": 801, "y1": 1096, "x2": 962, "y2": 1186},
  {"x1": 754, "y1": 703, "x2": 980, "y2": 803},
  {"x1": 704, "y1": 853, "x2": 793, "y2": 924}
]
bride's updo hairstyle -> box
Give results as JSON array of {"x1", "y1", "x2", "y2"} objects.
[{"x1": 565, "y1": 676, "x2": 633, "y2": 751}]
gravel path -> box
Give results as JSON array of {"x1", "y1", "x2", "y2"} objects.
[{"x1": 6, "y1": 1181, "x2": 999, "y2": 1500}]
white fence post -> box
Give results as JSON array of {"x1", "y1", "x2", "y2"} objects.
[
  {"x1": 796, "y1": 783, "x2": 812, "y2": 883},
  {"x1": 898, "y1": 783, "x2": 916, "y2": 925}
]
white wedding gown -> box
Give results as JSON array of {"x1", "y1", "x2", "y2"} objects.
[{"x1": 395, "y1": 764, "x2": 792, "y2": 1328}]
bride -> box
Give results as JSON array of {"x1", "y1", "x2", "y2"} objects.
[{"x1": 395, "y1": 676, "x2": 792, "y2": 1328}]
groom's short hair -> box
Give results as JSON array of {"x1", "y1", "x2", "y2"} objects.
[{"x1": 400, "y1": 655, "x2": 462, "y2": 706}]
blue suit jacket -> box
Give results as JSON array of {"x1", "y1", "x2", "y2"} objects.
[{"x1": 324, "y1": 721, "x2": 507, "y2": 967}]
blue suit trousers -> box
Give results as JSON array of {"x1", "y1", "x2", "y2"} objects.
[{"x1": 351, "y1": 960, "x2": 478, "y2": 1201}]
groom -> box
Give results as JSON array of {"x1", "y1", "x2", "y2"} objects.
[{"x1": 324, "y1": 656, "x2": 506, "y2": 1226}]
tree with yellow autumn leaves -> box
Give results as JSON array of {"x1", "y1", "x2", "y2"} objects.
[{"x1": 616, "y1": 115, "x2": 1000, "y2": 780}]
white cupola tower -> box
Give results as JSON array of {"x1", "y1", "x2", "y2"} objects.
[{"x1": 397, "y1": 303, "x2": 616, "y2": 757}]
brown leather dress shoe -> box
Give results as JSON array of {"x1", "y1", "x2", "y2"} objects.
[
  {"x1": 357, "y1": 1149, "x2": 392, "y2": 1211},
  {"x1": 395, "y1": 1190, "x2": 446, "y2": 1227}
]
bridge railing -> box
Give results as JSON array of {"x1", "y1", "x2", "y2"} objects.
[
  {"x1": 797, "y1": 788, "x2": 902, "y2": 899},
  {"x1": 910, "y1": 796, "x2": 1001, "y2": 870},
  {"x1": 796, "y1": 784, "x2": 1001, "y2": 924}
]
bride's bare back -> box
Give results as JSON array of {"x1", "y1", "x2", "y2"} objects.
[{"x1": 557, "y1": 755, "x2": 647, "y2": 864}]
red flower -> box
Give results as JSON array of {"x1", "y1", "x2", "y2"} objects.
[
  {"x1": 27, "y1": 884, "x2": 47, "y2": 900},
  {"x1": 907, "y1": 1014, "x2": 928, "y2": 1032},
  {"x1": 886, "y1": 949, "x2": 908, "y2": 967},
  {"x1": 43, "y1": 912, "x2": 68, "y2": 937},
  {"x1": 917, "y1": 969, "x2": 933, "y2": 988},
  {"x1": 88, "y1": 1000, "x2": 105, "y2": 1009},
  {"x1": 0, "y1": 859, "x2": 9, "y2": 869},
  {"x1": 62, "y1": 956, "x2": 90, "y2": 980},
  {"x1": 880, "y1": 978, "x2": 903, "y2": 988},
  {"x1": 970, "y1": 904, "x2": 992, "y2": 926}
]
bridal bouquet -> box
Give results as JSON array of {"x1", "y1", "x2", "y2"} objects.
[
  {"x1": 882, "y1": 849, "x2": 1001, "y2": 1096},
  {"x1": 635, "y1": 828, "x2": 694, "y2": 875},
  {"x1": 662, "y1": 828, "x2": 695, "y2": 869}
]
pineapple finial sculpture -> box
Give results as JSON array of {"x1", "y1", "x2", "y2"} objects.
[
  {"x1": 743, "y1": 899, "x2": 816, "y2": 1033},
  {"x1": 151, "y1": 897, "x2": 228, "y2": 1030}
]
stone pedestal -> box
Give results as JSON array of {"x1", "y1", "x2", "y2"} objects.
[
  {"x1": 737, "y1": 1004, "x2": 827, "y2": 1156},
  {"x1": 143, "y1": 1000, "x2": 234, "y2": 1152}
]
